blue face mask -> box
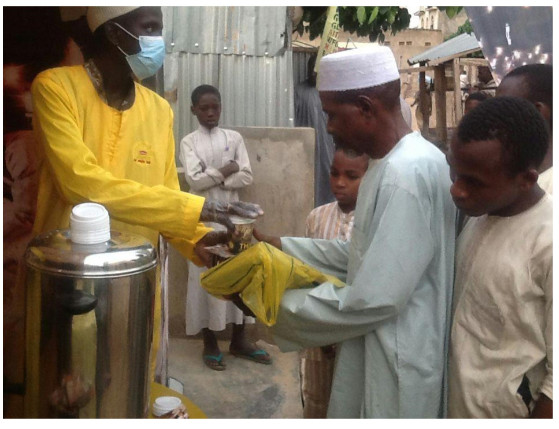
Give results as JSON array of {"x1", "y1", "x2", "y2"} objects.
[{"x1": 114, "y1": 22, "x2": 165, "y2": 80}]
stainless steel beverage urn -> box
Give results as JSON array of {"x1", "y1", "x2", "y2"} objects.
[{"x1": 24, "y1": 203, "x2": 158, "y2": 418}]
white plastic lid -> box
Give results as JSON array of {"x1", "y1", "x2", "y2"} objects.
[
  {"x1": 70, "y1": 203, "x2": 111, "y2": 244},
  {"x1": 153, "y1": 396, "x2": 182, "y2": 416}
]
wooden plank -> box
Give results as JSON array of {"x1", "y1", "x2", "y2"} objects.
[
  {"x1": 398, "y1": 65, "x2": 436, "y2": 74},
  {"x1": 459, "y1": 57, "x2": 490, "y2": 67},
  {"x1": 427, "y1": 47, "x2": 482, "y2": 67},
  {"x1": 419, "y1": 70, "x2": 429, "y2": 135}
]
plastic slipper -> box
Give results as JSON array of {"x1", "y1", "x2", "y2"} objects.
[
  {"x1": 203, "y1": 352, "x2": 226, "y2": 371},
  {"x1": 230, "y1": 348, "x2": 272, "y2": 365}
]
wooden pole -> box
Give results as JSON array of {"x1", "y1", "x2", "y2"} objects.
[
  {"x1": 453, "y1": 58, "x2": 462, "y2": 125},
  {"x1": 434, "y1": 64, "x2": 447, "y2": 146},
  {"x1": 419, "y1": 64, "x2": 428, "y2": 135}
]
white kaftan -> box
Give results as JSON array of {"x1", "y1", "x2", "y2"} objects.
[
  {"x1": 448, "y1": 194, "x2": 553, "y2": 418},
  {"x1": 539, "y1": 166, "x2": 553, "y2": 195},
  {"x1": 273, "y1": 132, "x2": 457, "y2": 418},
  {"x1": 179, "y1": 125, "x2": 255, "y2": 335}
]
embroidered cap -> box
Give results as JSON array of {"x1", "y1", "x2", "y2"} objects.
[{"x1": 318, "y1": 46, "x2": 400, "y2": 92}]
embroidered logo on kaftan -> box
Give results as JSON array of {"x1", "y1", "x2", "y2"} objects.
[{"x1": 133, "y1": 142, "x2": 152, "y2": 166}]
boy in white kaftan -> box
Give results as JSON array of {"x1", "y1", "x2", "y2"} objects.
[
  {"x1": 300, "y1": 147, "x2": 369, "y2": 418},
  {"x1": 179, "y1": 84, "x2": 271, "y2": 370},
  {"x1": 447, "y1": 97, "x2": 552, "y2": 418},
  {"x1": 180, "y1": 118, "x2": 254, "y2": 336},
  {"x1": 274, "y1": 132, "x2": 456, "y2": 418},
  {"x1": 449, "y1": 195, "x2": 552, "y2": 417}
]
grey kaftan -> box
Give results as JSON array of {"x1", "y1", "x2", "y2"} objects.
[{"x1": 273, "y1": 132, "x2": 457, "y2": 418}]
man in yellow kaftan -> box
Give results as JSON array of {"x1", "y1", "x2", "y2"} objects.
[{"x1": 23, "y1": 6, "x2": 261, "y2": 417}]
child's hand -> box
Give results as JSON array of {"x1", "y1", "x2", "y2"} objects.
[
  {"x1": 219, "y1": 160, "x2": 239, "y2": 178},
  {"x1": 253, "y1": 228, "x2": 282, "y2": 250}
]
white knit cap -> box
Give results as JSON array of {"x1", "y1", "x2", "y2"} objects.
[
  {"x1": 318, "y1": 46, "x2": 400, "y2": 92},
  {"x1": 86, "y1": 6, "x2": 140, "y2": 32}
]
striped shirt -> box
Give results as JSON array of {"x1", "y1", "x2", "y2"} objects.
[
  {"x1": 300, "y1": 201, "x2": 355, "y2": 417},
  {"x1": 305, "y1": 201, "x2": 354, "y2": 241}
]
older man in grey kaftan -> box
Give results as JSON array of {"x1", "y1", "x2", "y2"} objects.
[{"x1": 272, "y1": 132, "x2": 456, "y2": 418}]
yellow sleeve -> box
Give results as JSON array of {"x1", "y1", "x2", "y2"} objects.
[{"x1": 31, "y1": 71, "x2": 209, "y2": 245}]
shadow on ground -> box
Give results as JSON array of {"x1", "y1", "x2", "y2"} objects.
[{"x1": 167, "y1": 335, "x2": 303, "y2": 418}]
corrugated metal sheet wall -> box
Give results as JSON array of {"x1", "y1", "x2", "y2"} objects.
[
  {"x1": 162, "y1": 6, "x2": 295, "y2": 162},
  {"x1": 163, "y1": 6, "x2": 287, "y2": 57}
]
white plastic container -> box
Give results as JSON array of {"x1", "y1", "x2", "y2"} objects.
[
  {"x1": 152, "y1": 396, "x2": 183, "y2": 417},
  {"x1": 69, "y1": 202, "x2": 110, "y2": 244}
]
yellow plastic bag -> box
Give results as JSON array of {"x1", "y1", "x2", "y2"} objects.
[{"x1": 200, "y1": 242, "x2": 344, "y2": 326}]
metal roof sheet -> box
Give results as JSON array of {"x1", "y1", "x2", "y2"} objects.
[{"x1": 408, "y1": 33, "x2": 481, "y2": 65}]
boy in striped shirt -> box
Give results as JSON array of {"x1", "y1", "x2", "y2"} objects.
[{"x1": 301, "y1": 145, "x2": 369, "y2": 418}]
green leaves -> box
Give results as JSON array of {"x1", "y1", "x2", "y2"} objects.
[
  {"x1": 357, "y1": 6, "x2": 366, "y2": 25},
  {"x1": 368, "y1": 7, "x2": 379, "y2": 24},
  {"x1": 357, "y1": 6, "x2": 394, "y2": 26},
  {"x1": 438, "y1": 6, "x2": 464, "y2": 19},
  {"x1": 294, "y1": 6, "x2": 412, "y2": 43},
  {"x1": 387, "y1": 9, "x2": 396, "y2": 24}
]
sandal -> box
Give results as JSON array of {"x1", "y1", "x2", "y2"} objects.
[
  {"x1": 230, "y1": 347, "x2": 272, "y2": 365},
  {"x1": 203, "y1": 352, "x2": 226, "y2": 371}
]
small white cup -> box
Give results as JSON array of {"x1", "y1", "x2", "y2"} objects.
[{"x1": 70, "y1": 203, "x2": 110, "y2": 245}]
